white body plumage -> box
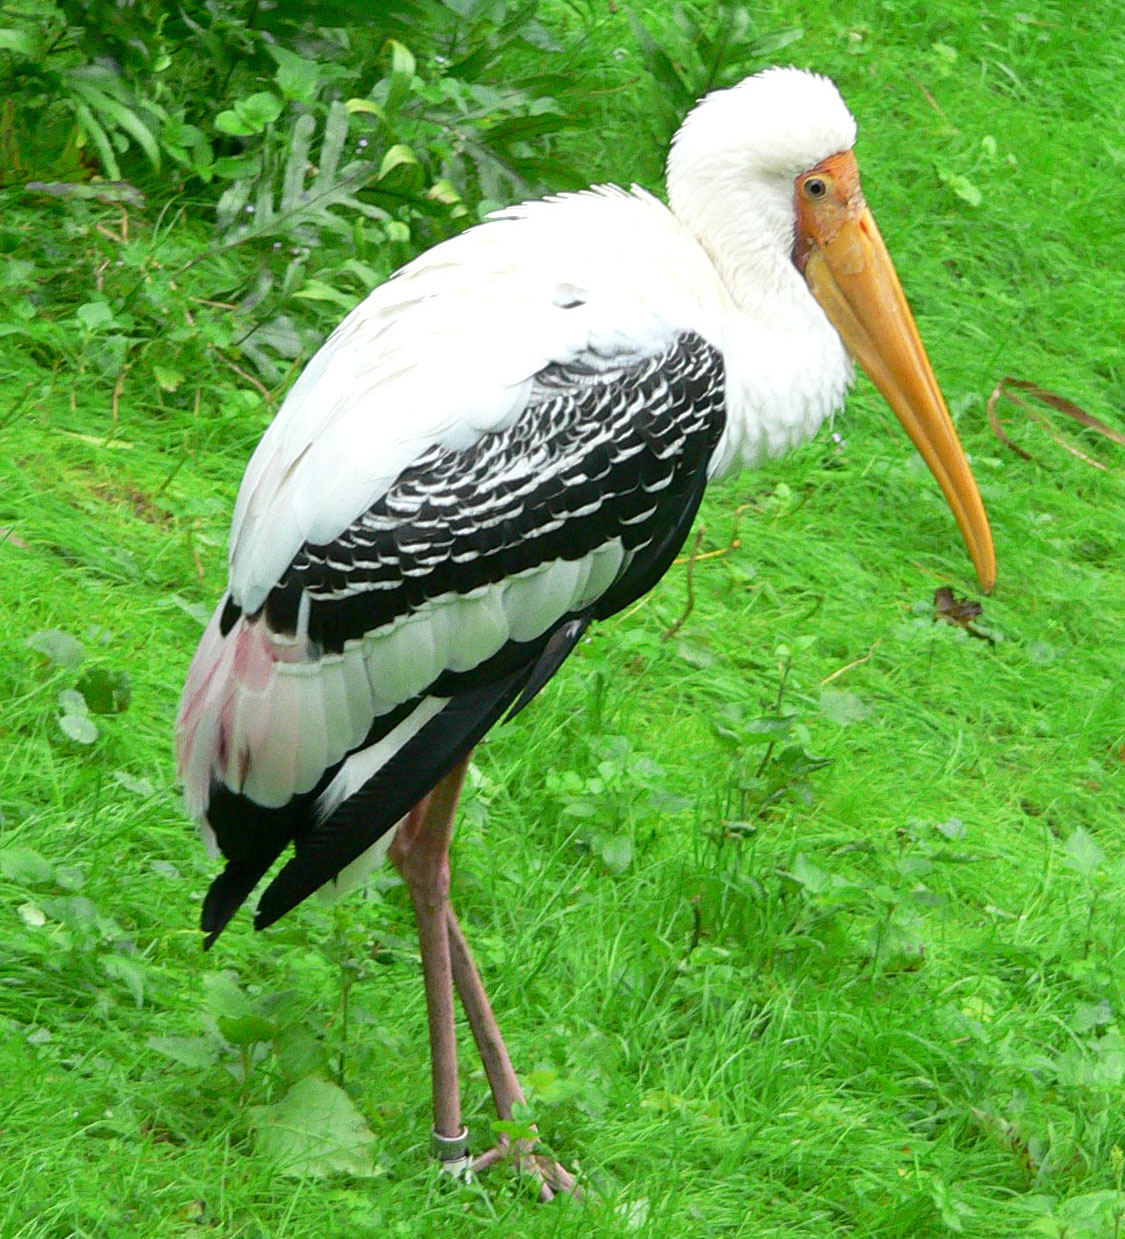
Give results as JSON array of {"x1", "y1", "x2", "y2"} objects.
[{"x1": 176, "y1": 69, "x2": 860, "y2": 931}]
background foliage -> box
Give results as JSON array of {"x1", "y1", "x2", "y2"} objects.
[
  {"x1": 1, "y1": 0, "x2": 587, "y2": 386},
  {"x1": 1, "y1": 1, "x2": 1124, "y2": 1237}
]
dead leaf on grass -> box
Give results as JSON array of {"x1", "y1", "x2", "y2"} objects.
[
  {"x1": 934, "y1": 586, "x2": 993, "y2": 642},
  {"x1": 0, "y1": 526, "x2": 29, "y2": 549}
]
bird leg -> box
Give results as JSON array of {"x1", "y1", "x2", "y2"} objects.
[
  {"x1": 445, "y1": 902, "x2": 524, "y2": 1124},
  {"x1": 389, "y1": 763, "x2": 470, "y2": 1174},
  {"x1": 389, "y1": 756, "x2": 577, "y2": 1199},
  {"x1": 445, "y1": 903, "x2": 578, "y2": 1199}
]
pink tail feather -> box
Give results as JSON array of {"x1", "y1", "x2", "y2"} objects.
[{"x1": 175, "y1": 601, "x2": 325, "y2": 818}]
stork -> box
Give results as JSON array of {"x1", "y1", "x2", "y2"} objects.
[{"x1": 176, "y1": 67, "x2": 996, "y2": 1193}]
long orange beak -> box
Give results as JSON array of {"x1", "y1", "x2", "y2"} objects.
[{"x1": 796, "y1": 151, "x2": 996, "y2": 592}]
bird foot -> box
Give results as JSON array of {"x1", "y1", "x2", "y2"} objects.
[
  {"x1": 471, "y1": 1135, "x2": 580, "y2": 1202},
  {"x1": 431, "y1": 1128, "x2": 578, "y2": 1200}
]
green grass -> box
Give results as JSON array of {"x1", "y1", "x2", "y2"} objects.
[{"x1": 2, "y1": 2, "x2": 1124, "y2": 1236}]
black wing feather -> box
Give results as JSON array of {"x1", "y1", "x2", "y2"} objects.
[
  {"x1": 258, "y1": 332, "x2": 726, "y2": 654},
  {"x1": 254, "y1": 646, "x2": 553, "y2": 928},
  {"x1": 203, "y1": 331, "x2": 727, "y2": 942}
]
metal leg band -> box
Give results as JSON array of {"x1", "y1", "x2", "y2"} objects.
[{"x1": 431, "y1": 1126, "x2": 472, "y2": 1179}]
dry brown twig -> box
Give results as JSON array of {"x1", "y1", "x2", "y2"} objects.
[
  {"x1": 662, "y1": 527, "x2": 705, "y2": 641},
  {"x1": 987, "y1": 376, "x2": 1124, "y2": 474}
]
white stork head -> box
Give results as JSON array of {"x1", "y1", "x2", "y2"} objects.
[
  {"x1": 667, "y1": 68, "x2": 856, "y2": 297},
  {"x1": 668, "y1": 68, "x2": 996, "y2": 592}
]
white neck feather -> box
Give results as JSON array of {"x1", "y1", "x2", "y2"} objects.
[{"x1": 665, "y1": 69, "x2": 858, "y2": 476}]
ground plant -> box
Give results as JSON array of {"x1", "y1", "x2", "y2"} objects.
[{"x1": 0, "y1": 1, "x2": 1122, "y2": 1236}]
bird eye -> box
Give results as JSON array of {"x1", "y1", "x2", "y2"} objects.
[{"x1": 803, "y1": 176, "x2": 828, "y2": 200}]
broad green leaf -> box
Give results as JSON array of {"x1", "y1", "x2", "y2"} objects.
[
  {"x1": 518, "y1": 18, "x2": 562, "y2": 52},
  {"x1": 786, "y1": 853, "x2": 831, "y2": 894},
  {"x1": 292, "y1": 280, "x2": 356, "y2": 310},
  {"x1": 42, "y1": 895, "x2": 117, "y2": 936},
  {"x1": 218, "y1": 1013, "x2": 276, "y2": 1046},
  {"x1": 935, "y1": 816, "x2": 967, "y2": 840},
  {"x1": 212, "y1": 155, "x2": 263, "y2": 179},
  {"x1": 250, "y1": 1078, "x2": 378, "y2": 1178},
  {"x1": 201, "y1": 971, "x2": 255, "y2": 1021},
  {"x1": 18, "y1": 902, "x2": 46, "y2": 928},
  {"x1": 278, "y1": 111, "x2": 317, "y2": 216},
  {"x1": 896, "y1": 855, "x2": 933, "y2": 879},
  {"x1": 869, "y1": 915, "x2": 927, "y2": 973},
  {"x1": 112, "y1": 770, "x2": 155, "y2": 797},
  {"x1": 748, "y1": 26, "x2": 804, "y2": 57},
  {"x1": 599, "y1": 835, "x2": 633, "y2": 874},
  {"x1": 102, "y1": 954, "x2": 146, "y2": 1008},
  {"x1": 76, "y1": 666, "x2": 131, "y2": 714},
  {"x1": 675, "y1": 638, "x2": 716, "y2": 669},
  {"x1": 168, "y1": 594, "x2": 211, "y2": 626},
  {"x1": 1063, "y1": 827, "x2": 1104, "y2": 877},
  {"x1": 626, "y1": 11, "x2": 691, "y2": 125},
  {"x1": 271, "y1": 48, "x2": 323, "y2": 103},
  {"x1": 274, "y1": 1025, "x2": 330, "y2": 1083},
  {"x1": 614, "y1": 1196, "x2": 651, "y2": 1231},
  {"x1": 73, "y1": 100, "x2": 122, "y2": 179},
  {"x1": 82, "y1": 87, "x2": 161, "y2": 168},
  {"x1": 1026, "y1": 640, "x2": 1062, "y2": 666},
  {"x1": 1051, "y1": 1189, "x2": 1125, "y2": 1230},
  {"x1": 337, "y1": 258, "x2": 381, "y2": 287},
  {"x1": 59, "y1": 713, "x2": 98, "y2": 744},
  {"x1": 162, "y1": 118, "x2": 206, "y2": 149},
  {"x1": 426, "y1": 178, "x2": 461, "y2": 205},
  {"x1": 936, "y1": 167, "x2": 982, "y2": 207},
  {"x1": 148, "y1": 1034, "x2": 220, "y2": 1070},
  {"x1": 724, "y1": 715, "x2": 792, "y2": 746},
  {"x1": 819, "y1": 688, "x2": 869, "y2": 727},
  {"x1": 76, "y1": 301, "x2": 116, "y2": 332},
  {"x1": 215, "y1": 110, "x2": 256, "y2": 137},
  {"x1": 1070, "y1": 1000, "x2": 1113, "y2": 1033},
  {"x1": 55, "y1": 865, "x2": 86, "y2": 892},
  {"x1": 0, "y1": 847, "x2": 55, "y2": 886},
  {"x1": 153, "y1": 365, "x2": 184, "y2": 391},
  {"x1": 319, "y1": 100, "x2": 348, "y2": 185},
  {"x1": 1055, "y1": 1030, "x2": 1125, "y2": 1089},
  {"x1": 382, "y1": 39, "x2": 415, "y2": 117},
  {"x1": 346, "y1": 98, "x2": 387, "y2": 122},
  {"x1": 239, "y1": 92, "x2": 283, "y2": 129},
  {"x1": 58, "y1": 688, "x2": 89, "y2": 716},
  {"x1": 0, "y1": 27, "x2": 41, "y2": 56},
  {"x1": 492, "y1": 1117, "x2": 539, "y2": 1144},
  {"x1": 378, "y1": 143, "x2": 419, "y2": 179}
]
